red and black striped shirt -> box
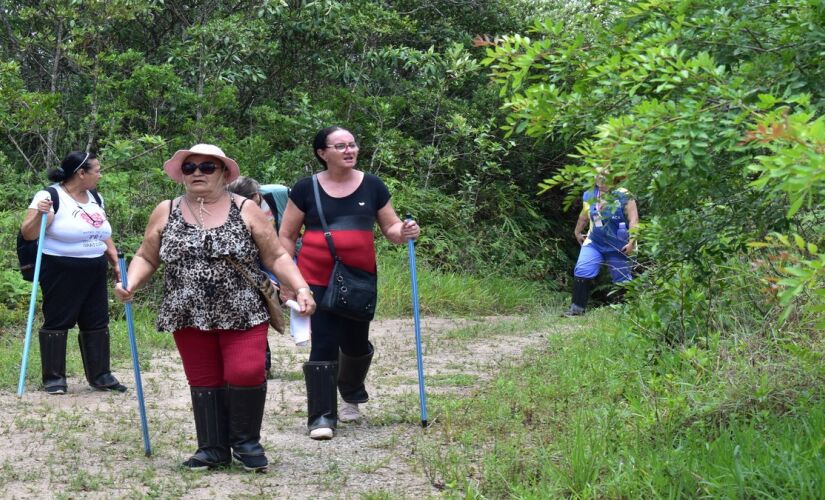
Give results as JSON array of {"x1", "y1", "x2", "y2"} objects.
[{"x1": 290, "y1": 173, "x2": 391, "y2": 286}]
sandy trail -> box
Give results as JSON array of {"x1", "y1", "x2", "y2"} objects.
[{"x1": 0, "y1": 316, "x2": 558, "y2": 498}]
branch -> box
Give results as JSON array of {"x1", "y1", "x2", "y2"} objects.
[
  {"x1": 6, "y1": 132, "x2": 39, "y2": 175},
  {"x1": 107, "y1": 138, "x2": 177, "y2": 170}
]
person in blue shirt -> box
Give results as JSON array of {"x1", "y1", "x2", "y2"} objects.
[{"x1": 563, "y1": 174, "x2": 639, "y2": 316}]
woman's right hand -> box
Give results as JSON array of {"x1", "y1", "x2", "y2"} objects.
[
  {"x1": 114, "y1": 282, "x2": 134, "y2": 303},
  {"x1": 575, "y1": 233, "x2": 586, "y2": 245},
  {"x1": 36, "y1": 199, "x2": 52, "y2": 214}
]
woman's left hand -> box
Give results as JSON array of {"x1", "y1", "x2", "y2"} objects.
[
  {"x1": 401, "y1": 219, "x2": 420, "y2": 241},
  {"x1": 621, "y1": 241, "x2": 636, "y2": 255},
  {"x1": 113, "y1": 282, "x2": 134, "y2": 303}
]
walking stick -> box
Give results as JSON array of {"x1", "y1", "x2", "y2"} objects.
[
  {"x1": 117, "y1": 252, "x2": 152, "y2": 456},
  {"x1": 17, "y1": 213, "x2": 48, "y2": 397},
  {"x1": 406, "y1": 214, "x2": 429, "y2": 427}
]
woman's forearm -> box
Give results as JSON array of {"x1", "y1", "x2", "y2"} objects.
[
  {"x1": 272, "y1": 253, "x2": 308, "y2": 291},
  {"x1": 21, "y1": 209, "x2": 52, "y2": 240}
]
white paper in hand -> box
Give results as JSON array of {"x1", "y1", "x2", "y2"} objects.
[{"x1": 285, "y1": 300, "x2": 311, "y2": 346}]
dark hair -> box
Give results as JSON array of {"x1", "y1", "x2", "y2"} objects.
[
  {"x1": 47, "y1": 151, "x2": 97, "y2": 183},
  {"x1": 226, "y1": 176, "x2": 261, "y2": 199},
  {"x1": 312, "y1": 126, "x2": 347, "y2": 169}
]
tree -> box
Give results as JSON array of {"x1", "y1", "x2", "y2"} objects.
[{"x1": 481, "y1": 0, "x2": 825, "y2": 340}]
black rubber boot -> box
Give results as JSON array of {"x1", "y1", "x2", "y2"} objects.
[
  {"x1": 304, "y1": 361, "x2": 338, "y2": 439},
  {"x1": 562, "y1": 277, "x2": 592, "y2": 317},
  {"x1": 39, "y1": 329, "x2": 68, "y2": 394},
  {"x1": 183, "y1": 386, "x2": 231, "y2": 470},
  {"x1": 338, "y1": 342, "x2": 374, "y2": 404},
  {"x1": 78, "y1": 328, "x2": 127, "y2": 392},
  {"x1": 228, "y1": 383, "x2": 268, "y2": 472}
]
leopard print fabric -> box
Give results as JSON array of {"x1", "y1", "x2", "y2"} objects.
[{"x1": 155, "y1": 196, "x2": 269, "y2": 332}]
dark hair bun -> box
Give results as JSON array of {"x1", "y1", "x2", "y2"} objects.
[{"x1": 47, "y1": 167, "x2": 67, "y2": 183}]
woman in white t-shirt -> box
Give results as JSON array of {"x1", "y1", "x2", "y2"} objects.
[{"x1": 20, "y1": 151, "x2": 126, "y2": 395}]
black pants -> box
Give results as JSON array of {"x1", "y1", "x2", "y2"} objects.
[
  {"x1": 308, "y1": 285, "x2": 371, "y2": 362},
  {"x1": 39, "y1": 254, "x2": 109, "y2": 331}
]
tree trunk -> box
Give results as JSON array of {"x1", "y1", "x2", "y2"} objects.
[{"x1": 45, "y1": 20, "x2": 63, "y2": 168}]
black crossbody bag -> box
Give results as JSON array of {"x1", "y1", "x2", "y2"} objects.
[{"x1": 312, "y1": 175, "x2": 377, "y2": 321}]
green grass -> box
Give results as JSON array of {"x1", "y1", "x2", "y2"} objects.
[
  {"x1": 4, "y1": 256, "x2": 821, "y2": 497},
  {"x1": 377, "y1": 249, "x2": 561, "y2": 317},
  {"x1": 0, "y1": 252, "x2": 560, "y2": 391},
  {"x1": 418, "y1": 308, "x2": 825, "y2": 498},
  {"x1": 427, "y1": 373, "x2": 479, "y2": 387},
  {"x1": 0, "y1": 304, "x2": 175, "y2": 391}
]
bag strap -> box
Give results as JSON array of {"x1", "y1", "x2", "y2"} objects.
[
  {"x1": 226, "y1": 256, "x2": 260, "y2": 288},
  {"x1": 47, "y1": 186, "x2": 102, "y2": 213},
  {"x1": 224, "y1": 256, "x2": 284, "y2": 333},
  {"x1": 45, "y1": 186, "x2": 59, "y2": 214},
  {"x1": 90, "y1": 189, "x2": 103, "y2": 208},
  {"x1": 311, "y1": 174, "x2": 339, "y2": 261}
]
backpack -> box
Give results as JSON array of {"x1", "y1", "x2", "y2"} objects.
[
  {"x1": 16, "y1": 186, "x2": 102, "y2": 281},
  {"x1": 259, "y1": 184, "x2": 290, "y2": 234}
]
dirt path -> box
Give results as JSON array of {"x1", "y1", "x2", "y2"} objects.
[{"x1": 0, "y1": 316, "x2": 559, "y2": 498}]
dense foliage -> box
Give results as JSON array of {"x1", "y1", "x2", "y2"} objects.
[
  {"x1": 2, "y1": 1, "x2": 824, "y2": 496},
  {"x1": 0, "y1": 0, "x2": 569, "y2": 322},
  {"x1": 481, "y1": 0, "x2": 824, "y2": 341}
]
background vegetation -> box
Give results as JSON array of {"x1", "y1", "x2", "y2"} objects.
[{"x1": 1, "y1": 0, "x2": 823, "y2": 496}]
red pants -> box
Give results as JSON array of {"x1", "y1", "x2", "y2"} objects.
[{"x1": 173, "y1": 322, "x2": 267, "y2": 387}]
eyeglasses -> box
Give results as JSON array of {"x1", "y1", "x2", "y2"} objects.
[
  {"x1": 326, "y1": 142, "x2": 359, "y2": 152},
  {"x1": 181, "y1": 161, "x2": 219, "y2": 175}
]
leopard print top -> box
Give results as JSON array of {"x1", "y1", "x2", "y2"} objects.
[{"x1": 155, "y1": 197, "x2": 269, "y2": 332}]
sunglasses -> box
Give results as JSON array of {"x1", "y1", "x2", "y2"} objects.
[{"x1": 181, "y1": 161, "x2": 220, "y2": 175}]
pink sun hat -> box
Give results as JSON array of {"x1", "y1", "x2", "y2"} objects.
[{"x1": 163, "y1": 144, "x2": 240, "y2": 183}]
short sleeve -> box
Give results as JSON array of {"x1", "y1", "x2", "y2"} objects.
[
  {"x1": 28, "y1": 190, "x2": 53, "y2": 211},
  {"x1": 289, "y1": 176, "x2": 313, "y2": 213},
  {"x1": 366, "y1": 174, "x2": 391, "y2": 210},
  {"x1": 615, "y1": 187, "x2": 633, "y2": 201}
]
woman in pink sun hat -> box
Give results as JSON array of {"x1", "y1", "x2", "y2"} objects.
[
  {"x1": 163, "y1": 143, "x2": 240, "y2": 183},
  {"x1": 115, "y1": 143, "x2": 315, "y2": 472}
]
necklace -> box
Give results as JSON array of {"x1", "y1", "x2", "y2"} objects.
[
  {"x1": 62, "y1": 184, "x2": 106, "y2": 226},
  {"x1": 181, "y1": 192, "x2": 229, "y2": 229},
  {"x1": 182, "y1": 196, "x2": 211, "y2": 229}
]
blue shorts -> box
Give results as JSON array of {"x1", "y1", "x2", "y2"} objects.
[{"x1": 573, "y1": 244, "x2": 632, "y2": 282}]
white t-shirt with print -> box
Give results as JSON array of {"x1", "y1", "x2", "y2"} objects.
[{"x1": 28, "y1": 185, "x2": 112, "y2": 258}]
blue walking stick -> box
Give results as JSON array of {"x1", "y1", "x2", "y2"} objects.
[
  {"x1": 406, "y1": 214, "x2": 429, "y2": 427},
  {"x1": 17, "y1": 213, "x2": 48, "y2": 396},
  {"x1": 118, "y1": 252, "x2": 152, "y2": 456}
]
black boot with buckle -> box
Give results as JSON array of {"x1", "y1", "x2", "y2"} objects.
[
  {"x1": 183, "y1": 386, "x2": 231, "y2": 470},
  {"x1": 39, "y1": 329, "x2": 68, "y2": 394},
  {"x1": 304, "y1": 361, "x2": 338, "y2": 440},
  {"x1": 228, "y1": 383, "x2": 268, "y2": 472},
  {"x1": 338, "y1": 342, "x2": 374, "y2": 423},
  {"x1": 78, "y1": 328, "x2": 127, "y2": 392}
]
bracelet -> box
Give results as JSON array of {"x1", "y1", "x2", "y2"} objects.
[{"x1": 296, "y1": 287, "x2": 314, "y2": 297}]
